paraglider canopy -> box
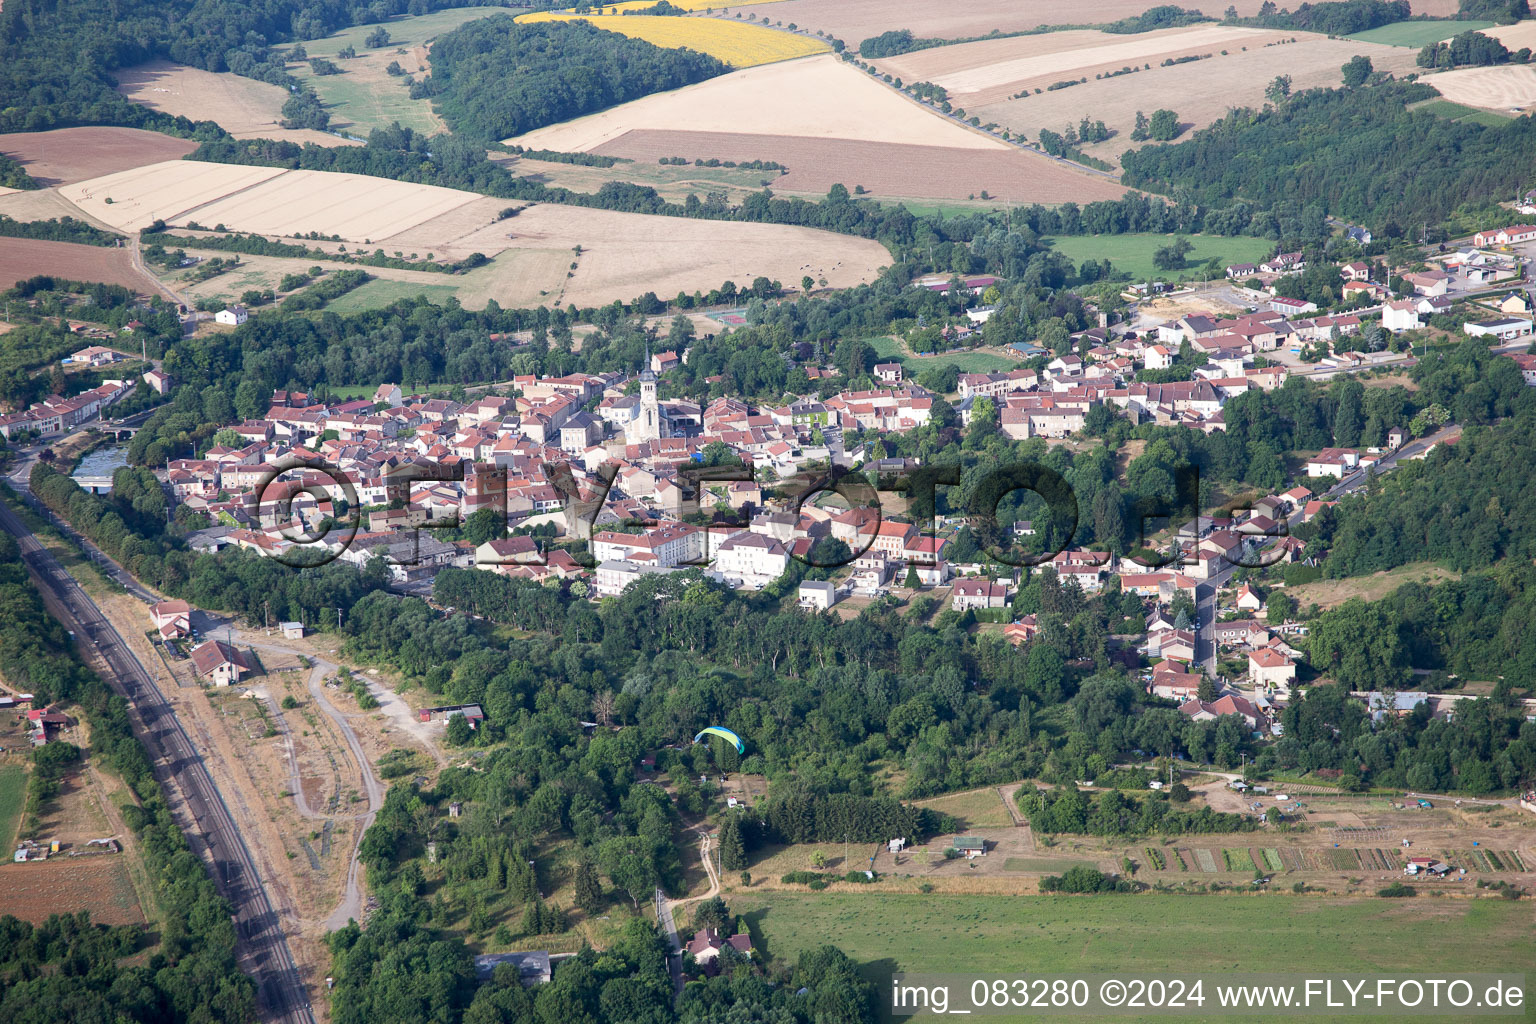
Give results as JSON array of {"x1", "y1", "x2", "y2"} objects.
[{"x1": 693, "y1": 726, "x2": 744, "y2": 754}]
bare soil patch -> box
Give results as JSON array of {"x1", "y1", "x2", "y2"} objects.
[
  {"x1": 0, "y1": 856, "x2": 145, "y2": 925},
  {"x1": 591, "y1": 129, "x2": 1125, "y2": 202},
  {"x1": 116, "y1": 61, "x2": 357, "y2": 147},
  {"x1": 0, "y1": 127, "x2": 197, "y2": 187},
  {"x1": 508, "y1": 54, "x2": 1003, "y2": 152},
  {"x1": 0, "y1": 238, "x2": 155, "y2": 291}
]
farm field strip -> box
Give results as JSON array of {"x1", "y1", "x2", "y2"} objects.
[
  {"x1": 735, "y1": 0, "x2": 1289, "y2": 45},
  {"x1": 0, "y1": 765, "x2": 24, "y2": 849},
  {"x1": 1346, "y1": 18, "x2": 1489, "y2": 47},
  {"x1": 176, "y1": 169, "x2": 482, "y2": 242},
  {"x1": 1428, "y1": 64, "x2": 1536, "y2": 112},
  {"x1": 514, "y1": 11, "x2": 828, "y2": 66},
  {"x1": 61, "y1": 160, "x2": 482, "y2": 241},
  {"x1": 738, "y1": 890, "x2": 1532, "y2": 1024},
  {"x1": 0, "y1": 856, "x2": 145, "y2": 926},
  {"x1": 0, "y1": 126, "x2": 198, "y2": 187},
  {"x1": 591, "y1": 129, "x2": 1126, "y2": 202},
  {"x1": 0, "y1": 238, "x2": 159, "y2": 291},
  {"x1": 972, "y1": 35, "x2": 1420, "y2": 162},
  {"x1": 876, "y1": 25, "x2": 1282, "y2": 98},
  {"x1": 60, "y1": 160, "x2": 289, "y2": 232},
  {"x1": 508, "y1": 54, "x2": 1005, "y2": 151},
  {"x1": 62, "y1": 158, "x2": 892, "y2": 307},
  {"x1": 1479, "y1": 18, "x2": 1536, "y2": 50}
]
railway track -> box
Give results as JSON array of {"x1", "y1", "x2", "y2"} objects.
[{"x1": 0, "y1": 496, "x2": 316, "y2": 1024}]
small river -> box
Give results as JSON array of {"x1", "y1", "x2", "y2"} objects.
[{"x1": 71, "y1": 444, "x2": 130, "y2": 492}]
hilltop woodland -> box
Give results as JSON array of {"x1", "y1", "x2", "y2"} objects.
[
  {"x1": 1119, "y1": 79, "x2": 1536, "y2": 239},
  {"x1": 0, "y1": 532, "x2": 257, "y2": 1024},
  {"x1": 420, "y1": 17, "x2": 728, "y2": 140}
]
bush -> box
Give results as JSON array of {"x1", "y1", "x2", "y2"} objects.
[
  {"x1": 1377, "y1": 882, "x2": 1415, "y2": 898},
  {"x1": 1041, "y1": 865, "x2": 1120, "y2": 893}
]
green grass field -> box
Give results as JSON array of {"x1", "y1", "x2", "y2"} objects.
[
  {"x1": 867, "y1": 336, "x2": 1019, "y2": 375},
  {"x1": 1411, "y1": 97, "x2": 1515, "y2": 128},
  {"x1": 1346, "y1": 19, "x2": 1490, "y2": 47},
  {"x1": 325, "y1": 278, "x2": 461, "y2": 311},
  {"x1": 1044, "y1": 233, "x2": 1272, "y2": 281},
  {"x1": 292, "y1": 7, "x2": 512, "y2": 135},
  {"x1": 737, "y1": 892, "x2": 1534, "y2": 1023},
  {"x1": 0, "y1": 765, "x2": 25, "y2": 848}
]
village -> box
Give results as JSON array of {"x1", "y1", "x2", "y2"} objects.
[{"x1": 15, "y1": 225, "x2": 1528, "y2": 770}]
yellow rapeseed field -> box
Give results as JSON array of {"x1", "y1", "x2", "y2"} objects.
[
  {"x1": 594, "y1": 0, "x2": 783, "y2": 10},
  {"x1": 514, "y1": 12, "x2": 829, "y2": 67}
]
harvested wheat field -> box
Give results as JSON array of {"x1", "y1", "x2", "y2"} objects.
[
  {"x1": 973, "y1": 35, "x2": 1420, "y2": 162},
  {"x1": 175, "y1": 169, "x2": 480, "y2": 241},
  {"x1": 591, "y1": 129, "x2": 1125, "y2": 201},
  {"x1": 64, "y1": 160, "x2": 481, "y2": 240},
  {"x1": 874, "y1": 26, "x2": 1304, "y2": 106},
  {"x1": 0, "y1": 238, "x2": 155, "y2": 291},
  {"x1": 375, "y1": 196, "x2": 521, "y2": 261},
  {"x1": 743, "y1": 0, "x2": 1282, "y2": 45},
  {"x1": 0, "y1": 126, "x2": 197, "y2": 187},
  {"x1": 116, "y1": 61, "x2": 357, "y2": 147},
  {"x1": 451, "y1": 202, "x2": 890, "y2": 308},
  {"x1": 1478, "y1": 18, "x2": 1536, "y2": 51},
  {"x1": 515, "y1": 11, "x2": 828, "y2": 66},
  {"x1": 508, "y1": 54, "x2": 1002, "y2": 151},
  {"x1": 1429, "y1": 64, "x2": 1536, "y2": 111},
  {"x1": 61, "y1": 160, "x2": 289, "y2": 231}
]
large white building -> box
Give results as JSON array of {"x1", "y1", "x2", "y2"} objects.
[
  {"x1": 594, "y1": 559, "x2": 678, "y2": 597},
  {"x1": 711, "y1": 532, "x2": 789, "y2": 589},
  {"x1": 590, "y1": 524, "x2": 705, "y2": 567}
]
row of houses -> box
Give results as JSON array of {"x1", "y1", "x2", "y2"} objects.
[{"x1": 0, "y1": 379, "x2": 133, "y2": 439}]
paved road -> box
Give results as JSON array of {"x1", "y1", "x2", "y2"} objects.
[
  {"x1": 1188, "y1": 423, "x2": 1461, "y2": 676},
  {"x1": 0, "y1": 494, "x2": 315, "y2": 1024}
]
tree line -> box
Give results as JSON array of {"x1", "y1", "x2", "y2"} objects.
[{"x1": 0, "y1": 527, "x2": 256, "y2": 1023}]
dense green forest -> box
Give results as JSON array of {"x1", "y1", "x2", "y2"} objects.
[
  {"x1": 420, "y1": 17, "x2": 728, "y2": 140},
  {"x1": 1305, "y1": 352, "x2": 1536, "y2": 578},
  {"x1": 1120, "y1": 80, "x2": 1532, "y2": 236},
  {"x1": 0, "y1": 529, "x2": 256, "y2": 1023}
]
